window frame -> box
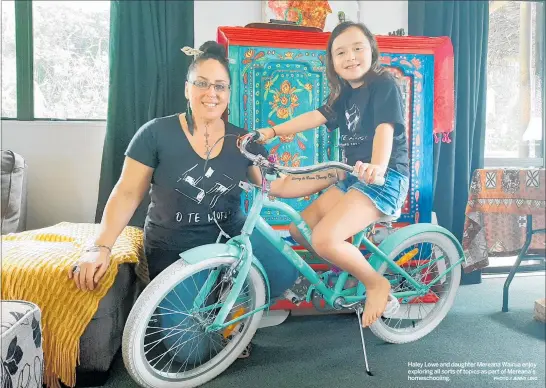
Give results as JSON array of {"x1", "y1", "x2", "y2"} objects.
[
  {"x1": 2, "y1": 0, "x2": 108, "y2": 122},
  {"x1": 484, "y1": 0, "x2": 545, "y2": 169}
]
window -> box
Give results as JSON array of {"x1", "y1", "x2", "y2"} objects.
[
  {"x1": 1, "y1": 1, "x2": 110, "y2": 120},
  {"x1": 2, "y1": 1, "x2": 17, "y2": 118},
  {"x1": 486, "y1": 1, "x2": 544, "y2": 167}
]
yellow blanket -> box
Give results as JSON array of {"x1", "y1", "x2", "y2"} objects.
[{"x1": 1, "y1": 222, "x2": 144, "y2": 387}]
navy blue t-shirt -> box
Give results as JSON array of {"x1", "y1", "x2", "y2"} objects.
[
  {"x1": 318, "y1": 71, "x2": 409, "y2": 176},
  {"x1": 125, "y1": 113, "x2": 267, "y2": 251}
]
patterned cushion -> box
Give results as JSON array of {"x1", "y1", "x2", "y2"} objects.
[{"x1": 1, "y1": 300, "x2": 43, "y2": 388}]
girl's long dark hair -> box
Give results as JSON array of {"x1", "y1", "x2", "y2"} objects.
[{"x1": 325, "y1": 21, "x2": 383, "y2": 109}]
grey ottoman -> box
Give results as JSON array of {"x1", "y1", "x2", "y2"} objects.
[{"x1": 1, "y1": 300, "x2": 44, "y2": 387}]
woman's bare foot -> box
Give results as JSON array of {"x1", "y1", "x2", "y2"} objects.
[{"x1": 362, "y1": 276, "x2": 391, "y2": 327}]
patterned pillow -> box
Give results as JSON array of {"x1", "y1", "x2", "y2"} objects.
[{"x1": 1, "y1": 300, "x2": 43, "y2": 388}]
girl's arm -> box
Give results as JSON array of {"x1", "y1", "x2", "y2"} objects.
[
  {"x1": 371, "y1": 124, "x2": 395, "y2": 167},
  {"x1": 360, "y1": 74, "x2": 405, "y2": 183},
  {"x1": 258, "y1": 110, "x2": 328, "y2": 140},
  {"x1": 247, "y1": 166, "x2": 342, "y2": 199},
  {"x1": 358, "y1": 123, "x2": 395, "y2": 184}
]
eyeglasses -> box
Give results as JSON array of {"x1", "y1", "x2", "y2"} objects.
[{"x1": 190, "y1": 79, "x2": 230, "y2": 93}]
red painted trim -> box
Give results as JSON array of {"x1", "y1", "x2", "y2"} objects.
[
  {"x1": 217, "y1": 26, "x2": 452, "y2": 54},
  {"x1": 217, "y1": 26, "x2": 330, "y2": 50}
]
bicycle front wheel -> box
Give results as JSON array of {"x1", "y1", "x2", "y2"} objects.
[
  {"x1": 122, "y1": 256, "x2": 266, "y2": 388},
  {"x1": 370, "y1": 232, "x2": 461, "y2": 343}
]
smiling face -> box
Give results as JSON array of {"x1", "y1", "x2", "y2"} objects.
[
  {"x1": 330, "y1": 26, "x2": 373, "y2": 87},
  {"x1": 185, "y1": 59, "x2": 231, "y2": 122}
]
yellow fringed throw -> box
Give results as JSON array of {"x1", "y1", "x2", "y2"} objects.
[{"x1": 1, "y1": 222, "x2": 144, "y2": 387}]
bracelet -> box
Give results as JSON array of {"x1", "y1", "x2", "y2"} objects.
[
  {"x1": 269, "y1": 126, "x2": 277, "y2": 137},
  {"x1": 85, "y1": 244, "x2": 112, "y2": 253}
]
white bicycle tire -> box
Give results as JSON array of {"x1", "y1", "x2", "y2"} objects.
[
  {"x1": 370, "y1": 232, "x2": 461, "y2": 343},
  {"x1": 122, "y1": 256, "x2": 266, "y2": 388}
]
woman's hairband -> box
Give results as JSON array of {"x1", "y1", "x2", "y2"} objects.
[
  {"x1": 181, "y1": 45, "x2": 235, "y2": 64},
  {"x1": 181, "y1": 46, "x2": 203, "y2": 57}
]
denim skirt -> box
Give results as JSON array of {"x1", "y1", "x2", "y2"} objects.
[{"x1": 335, "y1": 168, "x2": 409, "y2": 216}]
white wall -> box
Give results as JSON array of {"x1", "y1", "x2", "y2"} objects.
[
  {"x1": 194, "y1": 0, "x2": 408, "y2": 46},
  {"x1": 360, "y1": 1, "x2": 408, "y2": 35},
  {"x1": 1, "y1": 1, "x2": 407, "y2": 231},
  {"x1": 1, "y1": 121, "x2": 107, "y2": 230},
  {"x1": 194, "y1": 1, "x2": 263, "y2": 47}
]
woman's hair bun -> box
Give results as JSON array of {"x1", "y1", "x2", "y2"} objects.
[{"x1": 198, "y1": 41, "x2": 226, "y2": 58}]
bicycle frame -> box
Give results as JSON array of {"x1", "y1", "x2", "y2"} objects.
[{"x1": 204, "y1": 179, "x2": 462, "y2": 333}]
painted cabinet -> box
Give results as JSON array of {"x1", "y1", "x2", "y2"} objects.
[
  {"x1": 218, "y1": 25, "x2": 454, "y2": 311},
  {"x1": 218, "y1": 26, "x2": 453, "y2": 229}
]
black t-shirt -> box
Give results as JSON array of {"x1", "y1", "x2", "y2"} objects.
[
  {"x1": 125, "y1": 113, "x2": 267, "y2": 250},
  {"x1": 318, "y1": 71, "x2": 409, "y2": 176}
]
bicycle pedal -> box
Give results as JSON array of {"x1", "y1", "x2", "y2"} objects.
[
  {"x1": 340, "y1": 301, "x2": 363, "y2": 310},
  {"x1": 382, "y1": 294, "x2": 400, "y2": 318},
  {"x1": 283, "y1": 289, "x2": 303, "y2": 306}
]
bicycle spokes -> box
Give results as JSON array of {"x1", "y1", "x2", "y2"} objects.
[
  {"x1": 142, "y1": 263, "x2": 255, "y2": 378},
  {"x1": 382, "y1": 240, "x2": 453, "y2": 330}
]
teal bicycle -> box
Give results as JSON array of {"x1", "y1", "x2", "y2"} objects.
[{"x1": 122, "y1": 132, "x2": 465, "y2": 388}]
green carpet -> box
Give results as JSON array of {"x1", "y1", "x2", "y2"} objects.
[{"x1": 100, "y1": 274, "x2": 545, "y2": 388}]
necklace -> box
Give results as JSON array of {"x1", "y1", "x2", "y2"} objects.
[{"x1": 204, "y1": 123, "x2": 210, "y2": 157}]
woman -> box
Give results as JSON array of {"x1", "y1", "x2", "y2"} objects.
[{"x1": 69, "y1": 41, "x2": 347, "y2": 357}]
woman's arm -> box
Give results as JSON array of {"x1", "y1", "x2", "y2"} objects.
[
  {"x1": 258, "y1": 110, "x2": 327, "y2": 140},
  {"x1": 247, "y1": 166, "x2": 341, "y2": 199},
  {"x1": 69, "y1": 157, "x2": 153, "y2": 291},
  {"x1": 94, "y1": 157, "x2": 153, "y2": 247}
]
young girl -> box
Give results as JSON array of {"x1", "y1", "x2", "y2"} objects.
[{"x1": 257, "y1": 21, "x2": 409, "y2": 328}]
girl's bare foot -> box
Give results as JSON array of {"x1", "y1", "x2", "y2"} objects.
[{"x1": 362, "y1": 276, "x2": 391, "y2": 327}]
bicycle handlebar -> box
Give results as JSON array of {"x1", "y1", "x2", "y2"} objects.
[{"x1": 239, "y1": 132, "x2": 385, "y2": 186}]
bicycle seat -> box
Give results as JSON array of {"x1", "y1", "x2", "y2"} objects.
[{"x1": 376, "y1": 209, "x2": 401, "y2": 224}]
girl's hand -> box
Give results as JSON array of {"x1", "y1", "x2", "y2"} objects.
[
  {"x1": 335, "y1": 168, "x2": 347, "y2": 182},
  {"x1": 353, "y1": 161, "x2": 387, "y2": 184},
  {"x1": 256, "y1": 127, "x2": 276, "y2": 144}
]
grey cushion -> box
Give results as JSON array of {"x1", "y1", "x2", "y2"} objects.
[{"x1": 1, "y1": 150, "x2": 28, "y2": 234}]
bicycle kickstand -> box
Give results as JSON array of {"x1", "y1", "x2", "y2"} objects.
[{"x1": 355, "y1": 305, "x2": 374, "y2": 376}]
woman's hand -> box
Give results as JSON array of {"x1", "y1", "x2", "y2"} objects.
[
  {"x1": 256, "y1": 127, "x2": 276, "y2": 144},
  {"x1": 353, "y1": 161, "x2": 387, "y2": 184},
  {"x1": 68, "y1": 248, "x2": 111, "y2": 291}
]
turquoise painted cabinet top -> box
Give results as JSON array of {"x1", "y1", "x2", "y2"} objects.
[{"x1": 227, "y1": 45, "x2": 338, "y2": 224}]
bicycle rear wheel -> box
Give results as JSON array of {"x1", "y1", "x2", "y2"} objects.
[
  {"x1": 370, "y1": 232, "x2": 461, "y2": 343},
  {"x1": 122, "y1": 256, "x2": 266, "y2": 388}
]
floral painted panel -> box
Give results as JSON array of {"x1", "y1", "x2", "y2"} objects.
[
  {"x1": 230, "y1": 46, "x2": 435, "y2": 227},
  {"x1": 231, "y1": 46, "x2": 336, "y2": 224}
]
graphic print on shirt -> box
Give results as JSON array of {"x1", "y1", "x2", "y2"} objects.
[
  {"x1": 175, "y1": 163, "x2": 237, "y2": 209},
  {"x1": 345, "y1": 103, "x2": 360, "y2": 133},
  {"x1": 339, "y1": 103, "x2": 368, "y2": 164}
]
